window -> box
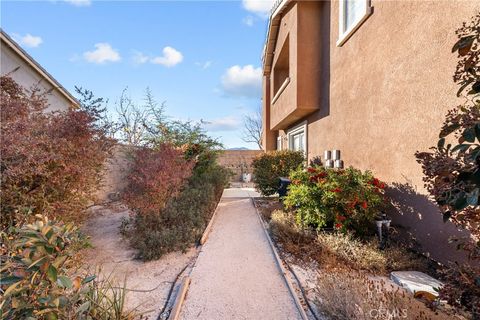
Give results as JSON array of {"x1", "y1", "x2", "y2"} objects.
[
  {"x1": 277, "y1": 136, "x2": 282, "y2": 150},
  {"x1": 337, "y1": 0, "x2": 372, "y2": 46},
  {"x1": 287, "y1": 122, "x2": 307, "y2": 154}
]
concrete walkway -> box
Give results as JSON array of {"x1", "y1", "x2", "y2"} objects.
[{"x1": 180, "y1": 188, "x2": 303, "y2": 320}]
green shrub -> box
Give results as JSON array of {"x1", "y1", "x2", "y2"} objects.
[
  {"x1": 0, "y1": 215, "x2": 137, "y2": 319},
  {"x1": 252, "y1": 150, "x2": 305, "y2": 196},
  {"x1": 284, "y1": 166, "x2": 387, "y2": 236}
]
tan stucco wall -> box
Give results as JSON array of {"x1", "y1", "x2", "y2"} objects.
[
  {"x1": 95, "y1": 144, "x2": 134, "y2": 203},
  {"x1": 1, "y1": 42, "x2": 72, "y2": 112},
  {"x1": 217, "y1": 150, "x2": 264, "y2": 182},
  {"x1": 266, "y1": 0, "x2": 480, "y2": 264}
]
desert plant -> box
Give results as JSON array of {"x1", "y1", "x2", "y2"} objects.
[
  {"x1": 0, "y1": 76, "x2": 114, "y2": 229},
  {"x1": 122, "y1": 144, "x2": 195, "y2": 216},
  {"x1": 252, "y1": 150, "x2": 305, "y2": 196},
  {"x1": 284, "y1": 166, "x2": 387, "y2": 236}
]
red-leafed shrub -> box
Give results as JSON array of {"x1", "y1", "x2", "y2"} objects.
[
  {"x1": 0, "y1": 76, "x2": 114, "y2": 229},
  {"x1": 122, "y1": 145, "x2": 195, "y2": 216}
]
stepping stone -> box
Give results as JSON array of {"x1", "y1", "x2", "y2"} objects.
[{"x1": 390, "y1": 271, "x2": 443, "y2": 296}]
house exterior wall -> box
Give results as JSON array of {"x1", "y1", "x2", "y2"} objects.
[
  {"x1": 263, "y1": 0, "x2": 480, "y2": 264},
  {"x1": 1, "y1": 38, "x2": 74, "y2": 112}
]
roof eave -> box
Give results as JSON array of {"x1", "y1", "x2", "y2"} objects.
[{"x1": 0, "y1": 29, "x2": 80, "y2": 109}]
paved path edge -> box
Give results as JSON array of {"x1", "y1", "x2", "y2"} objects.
[{"x1": 248, "y1": 197, "x2": 309, "y2": 320}]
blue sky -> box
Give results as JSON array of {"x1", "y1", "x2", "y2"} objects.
[{"x1": 1, "y1": 0, "x2": 276, "y2": 149}]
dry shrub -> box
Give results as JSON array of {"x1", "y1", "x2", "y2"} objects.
[
  {"x1": 316, "y1": 232, "x2": 429, "y2": 274},
  {"x1": 0, "y1": 76, "x2": 114, "y2": 229},
  {"x1": 122, "y1": 145, "x2": 194, "y2": 215},
  {"x1": 268, "y1": 209, "x2": 429, "y2": 274},
  {"x1": 314, "y1": 268, "x2": 450, "y2": 320}
]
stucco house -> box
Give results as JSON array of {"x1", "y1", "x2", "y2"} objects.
[
  {"x1": 1, "y1": 29, "x2": 78, "y2": 111},
  {"x1": 261, "y1": 0, "x2": 479, "y2": 264}
]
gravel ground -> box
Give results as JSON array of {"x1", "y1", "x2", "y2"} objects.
[
  {"x1": 81, "y1": 203, "x2": 198, "y2": 319},
  {"x1": 180, "y1": 188, "x2": 303, "y2": 320}
]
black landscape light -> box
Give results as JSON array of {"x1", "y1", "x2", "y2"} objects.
[{"x1": 375, "y1": 211, "x2": 391, "y2": 250}]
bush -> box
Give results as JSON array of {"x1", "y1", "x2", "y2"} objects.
[
  {"x1": 123, "y1": 122, "x2": 231, "y2": 260},
  {"x1": 122, "y1": 145, "x2": 194, "y2": 216},
  {"x1": 0, "y1": 77, "x2": 114, "y2": 229},
  {"x1": 0, "y1": 215, "x2": 138, "y2": 319},
  {"x1": 252, "y1": 150, "x2": 305, "y2": 196},
  {"x1": 129, "y1": 161, "x2": 230, "y2": 260},
  {"x1": 284, "y1": 166, "x2": 387, "y2": 236}
]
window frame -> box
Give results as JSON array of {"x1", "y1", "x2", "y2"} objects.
[
  {"x1": 287, "y1": 121, "x2": 307, "y2": 155},
  {"x1": 337, "y1": 0, "x2": 373, "y2": 47}
]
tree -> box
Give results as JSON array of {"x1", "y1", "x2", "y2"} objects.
[
  {"x1": 241, "y1": 108, "x2": 263, "y2": 149},
  {"x1": 115, "y1": 87, "x2": 166, "y2": 146}
]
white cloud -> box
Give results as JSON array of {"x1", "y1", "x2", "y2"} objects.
[
  {"x1": 242, "y1": 0, "x2": 275, "y2": 18},
  {"x1": 151, "y1": 46, "x2": 183, "y2": 67},
  {"x1": 83, "y1": 43, "x2": 121, "y2": 64},
  {"x1": 195, "y1": 60, "x2": 212, "y2": 70},
  {"x1": 64, "y1": 0, "x2": 91, "y2": 6},
  {"x1": 242, "y1": 15, "x2": 255, "y2": 27},
  {"x1": 221, "y1": 65, "x2": 262, "y2": 98},
  {"x1": 202, "y1": 116, "x2": 241, "y2": 132},
  {"x1": 132, "y1": 51, "x2": 149, "y2": 64},
  {"x1": 13, "y1": 33, "x2": 43, "y2": 48}
]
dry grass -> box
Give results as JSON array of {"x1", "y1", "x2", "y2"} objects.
[
  {"x1": 314, "y1": 268, "x2": 453, "y2": 320},
  {"x1": 268, "y1": 208, "x2": 430, "y2": 275}
]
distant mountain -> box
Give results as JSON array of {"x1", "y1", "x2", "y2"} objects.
[{"x1": 226, "y1": 147, "x2": 250, "y2": 150}]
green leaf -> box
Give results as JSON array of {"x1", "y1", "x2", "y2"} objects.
[
  {"x1": 467, "y1": 189, "x2": 479, "y2": 206},
  {"x1": 57, "y1": 275, "x2": 72, "y2": 288},
  {"x1": 82, "y1": 275, "x2": 96, "y2": 284},
  {"x1": 437, "y1": 138, "x2": 445, "y2": 149},
  {"x1": 47, "y1": 265, "x2": 57, "y2": 282},
  {"x1": 452, "y1": 36, "x2": 474, "y2": 53},
  {"x1": 451, "y1": 143, "x2": 470, "y2": 154},
  {"x1": 453, "y1": 194, "x2": 469, "y2": 210},
  {"x1": 463, "y1": 127, "x2": 476, "y2": 142},
  {"x1": 0, "y1": 275, "x2": 23, "y2": 285},
  {"x1": 475, "y1": 123, "x2": 480, "y2": 140}
]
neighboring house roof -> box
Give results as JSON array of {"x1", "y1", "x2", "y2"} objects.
[
  {"x1": 262, "y1": 0, "x2": 292, "y2": 75},
  {"x1": 0, "y1": 29, "x2": 80, "y2": 108}
]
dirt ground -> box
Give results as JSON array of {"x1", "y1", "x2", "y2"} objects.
[{"x1": 81, "y1": 203, "x2": 198, "y2": 319}]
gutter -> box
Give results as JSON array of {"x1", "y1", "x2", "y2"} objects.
[{"x1": 0, "y1": 29, "x2": 80, "y2": 108}]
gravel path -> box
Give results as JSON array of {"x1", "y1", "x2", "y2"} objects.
[{"x1": 180, "y1": 188, "x2": 303, "y2": 320}]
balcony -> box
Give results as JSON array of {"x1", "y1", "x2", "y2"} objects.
[{"x1": 264, "y1": 1, "x2": 323, "y2": 131}]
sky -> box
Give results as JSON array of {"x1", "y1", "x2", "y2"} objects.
[{"x1": 1, "y1": 0, "x2": 277, "y2": 149}]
